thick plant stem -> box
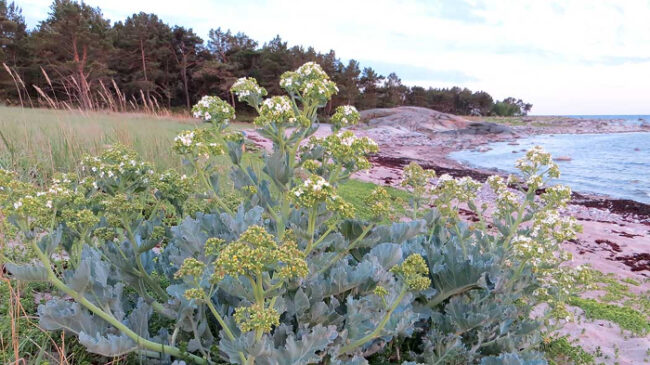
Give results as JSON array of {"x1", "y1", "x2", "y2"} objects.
[
  {"x1": 304, "y1": 225, "x2": 335, "y2": 256},
  {"x1": 339, "y1": 287, "x2": 408, "y2": 354},
  {"x1": 313, "y1": 224, "x2": 374, "y2": 278},
  {"x1": 427, "y1": 283, "x2": 480, "y2": 308},
  {"x1": 30, "y1": 241, "x2": 209, "y2": 365},
  {"x1": 502, "y1": 194, "x2": 530, "y2": 251},
  {"x1": 194, "y1": 162, "x2": 233, "y2": 215},
  {"x1": 205, "y1": 297, "x2": 247, "y2": 364},
  {"x1": 304, "y1": 208, "x2": 317, "y2": 253},
  {"x1": 204, "y1": 298, "x2": 237, "y2": 342},
  {"x1": 122, "y1": 220, "x2": 168, "y2": 300}
]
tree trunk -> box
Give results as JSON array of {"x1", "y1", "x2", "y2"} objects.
[
  {"x1": 140, "y1": 39, "x2": 150, "y2": 102},
  {"x1": 182, "y1": 56, "x2": 190, "y2": 109},
  {"x1": 72, "y1": 36, "x2": 91, "y2": 110}
]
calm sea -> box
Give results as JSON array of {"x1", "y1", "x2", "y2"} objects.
[{"x1": 449, "y1": 130, "x2": 650, "y2": 204}]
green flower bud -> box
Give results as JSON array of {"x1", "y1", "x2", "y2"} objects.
[
  {"x1": 205, "y1": 237, "x2": 225, "y2": 257},
  {"x1": 175, "y1": 258, "x2": 206, "y2": 279},
  {"x1": 275, "y1": 239, "x2": 309, "y2": 280},
  {"x1": 234, "y1": 303, "x2": 280, "y2": 333},
  {"x1": 183, "y1": 288, "x2": 205, "y2": 301},
  {"x1": 364, "y1": 187, "x2": 392, "y2": 220},
  {"x1": 391, "y1": 254, "x2": 431, "y2": 291},
  {"x1": 373, "y1": 285, "x2": 389, "y2": 298}
]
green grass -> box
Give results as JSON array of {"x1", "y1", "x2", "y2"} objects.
[
  {"x1": 0, "y1": 106, "x2": 249, "y2": 185},
  {"x1": 569, "y1": 296, "x2": 650, "y2": 336},
  {"x1": 339, "y1": 179, "x2": 412, "y2": 220},
  {"x1": 583, "y1": 270, "x2": 650, "y2": 318},
  {"x1": 543, "y1": 336, "x2": 594, "y2": 365}
]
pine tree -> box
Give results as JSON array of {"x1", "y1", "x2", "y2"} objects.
[
  {"x1": 112, "y1": 12, "x2": 173, "y2": 105},
  {"x1": 170, "y1": 26, "x2": 203, "y2": 109},
  {"x1": 30, "y1": 0, "x2": 113, "y2": 109},
  {"x1": 0, "y1": 0, "x2": 28, "y2": 102},
  {"x1": 357, "y1": 67, "x2": 384, "y2": 110}
]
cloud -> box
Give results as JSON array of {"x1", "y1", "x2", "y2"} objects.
[
  {"x1": 583, "y1": 56, "x2": 650, "y2": 66},
  {"x1": 357, "y1": 60, "x2": 478, "y2": 83},
  {"x1": 425, "y1": 0, "x2": 487, "y2": 24},
  {"x1": 17, "y1": 0, "x2": 650, "y2": 114}
]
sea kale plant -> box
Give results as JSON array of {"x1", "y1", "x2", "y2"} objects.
[{"x1": 1, "y1": 62, "x2": 585, "y2": 364}]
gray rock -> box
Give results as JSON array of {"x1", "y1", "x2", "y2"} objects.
[{"x1": 359, "y1": 106, "x2": 470, "y2": 133}]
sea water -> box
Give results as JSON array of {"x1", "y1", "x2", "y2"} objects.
[
  {"x1": 564, "y1": 115, "x2": 650, "y2": 127},
  {"x1": 449, "y1": 132, "x2": 650, "y2": 204}
]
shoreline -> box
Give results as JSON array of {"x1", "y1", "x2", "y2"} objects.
[
  {"x1": 245, "y1": 113, "x2": 650, "y2": 362},
  {"x1": 246, "y1": 114, "x2": 650, "y2": 280},
  {"x1": 368, "y1": 153, "x2": 650, "y2": 224}
]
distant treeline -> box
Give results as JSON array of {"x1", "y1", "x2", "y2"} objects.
[{"x1": 0, "y1": 0, "x2": 532, "y2": 116}]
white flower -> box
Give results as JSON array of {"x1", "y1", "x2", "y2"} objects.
[
  {"x1": 175, "y1": 131, "x2": 195, "y2": 147},
  {"x1": 13, "y1": 201, "x2": 22, "y2": 209},
  {"x1": 437, "y1": 174, "x2": 453, "y2": 183},
  {"x1": 343, "y1": 105, "x2": 357, "y2": 115},
  {"x1": 341, "y1": 136, "x2": 356, "y2": 147},
  {"x1": 46, "y1": 200, "x2": 53, "y2": 209}
]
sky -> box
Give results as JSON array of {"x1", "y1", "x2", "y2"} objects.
[{"x1": 15, "y1": 0, "x2": 650, "y2": 115}]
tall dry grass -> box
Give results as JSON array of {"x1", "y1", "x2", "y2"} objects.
[
  {"x1": 0, "y1": 106, "x2": 199, "y2": 184},
  {"x1": 2, "y1": 63, "x2": 167, "y2": 116}
]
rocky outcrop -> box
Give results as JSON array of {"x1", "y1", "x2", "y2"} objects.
[
  {"x1": 441, "y1": 121, "x2": 515, "y2": 136},
  {"x1": 359, "y1": 106, "x2": 471, "y2": 133},
  {"x1": 359, "y1": 106, "x2": 515, "y2": 137}
]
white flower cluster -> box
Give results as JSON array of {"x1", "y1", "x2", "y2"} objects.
[
  {"x1": 330, "y1": 105, "x2": 361, "y2": 130},
  {"x1": 304, "y1": 79, "x2": 339, "y2": 96},
  {"x1": 341, "y1": 105, "x2": 357, "y2": 115},
  {"x1": 255, "y1": 96, "x2": 296, "y2": 126},
  {"x1": 432, "y1": 174, "x2": 482, "y2": 217},
  {"x1": 191, "y1": 96, "x2": 235, "y2": 125},
  {"x1": 541, "y1": 184, "x2": 572, "y2": 209},
  {"x1": 296, "y1": 62, "x2": 328, "y2": 79},
  {"x1": 262, "y1": 97, "x2": 292, "y2": 115},
  {"x1": 515, "y1": 145, "x2": 560, "y2": 179},
  {"x1": 291, "y1": 175, "x2": 336, "y2": 208},
  {"x1": 230, "y1": 77, "x2": 267, "y2": 107},
  {"x1": 175, "y1": 130, "x2": 194, "y2": 147},
  {"x1": 280, "y1": 62, "x2": 338, "y2": 106},
  {"x1": 487, "y1": 175, "x2": 520, "y2": 215},
  {"x1": 80, "y1": 152, "x2": 155, "y2": 195},
  {"x1": 294, "y1": 176, "x2": 330, "y2": 198},
  {"x1": 340, "y1": 135, "x2": 355, "y2": 147},
  {"x1": 173, "y1": 128, "x2": 225, "y2": 157}
]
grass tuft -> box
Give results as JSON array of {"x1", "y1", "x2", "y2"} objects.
[{"x1": 569, "y1": 296, "x2": 650, "y2": 336}]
